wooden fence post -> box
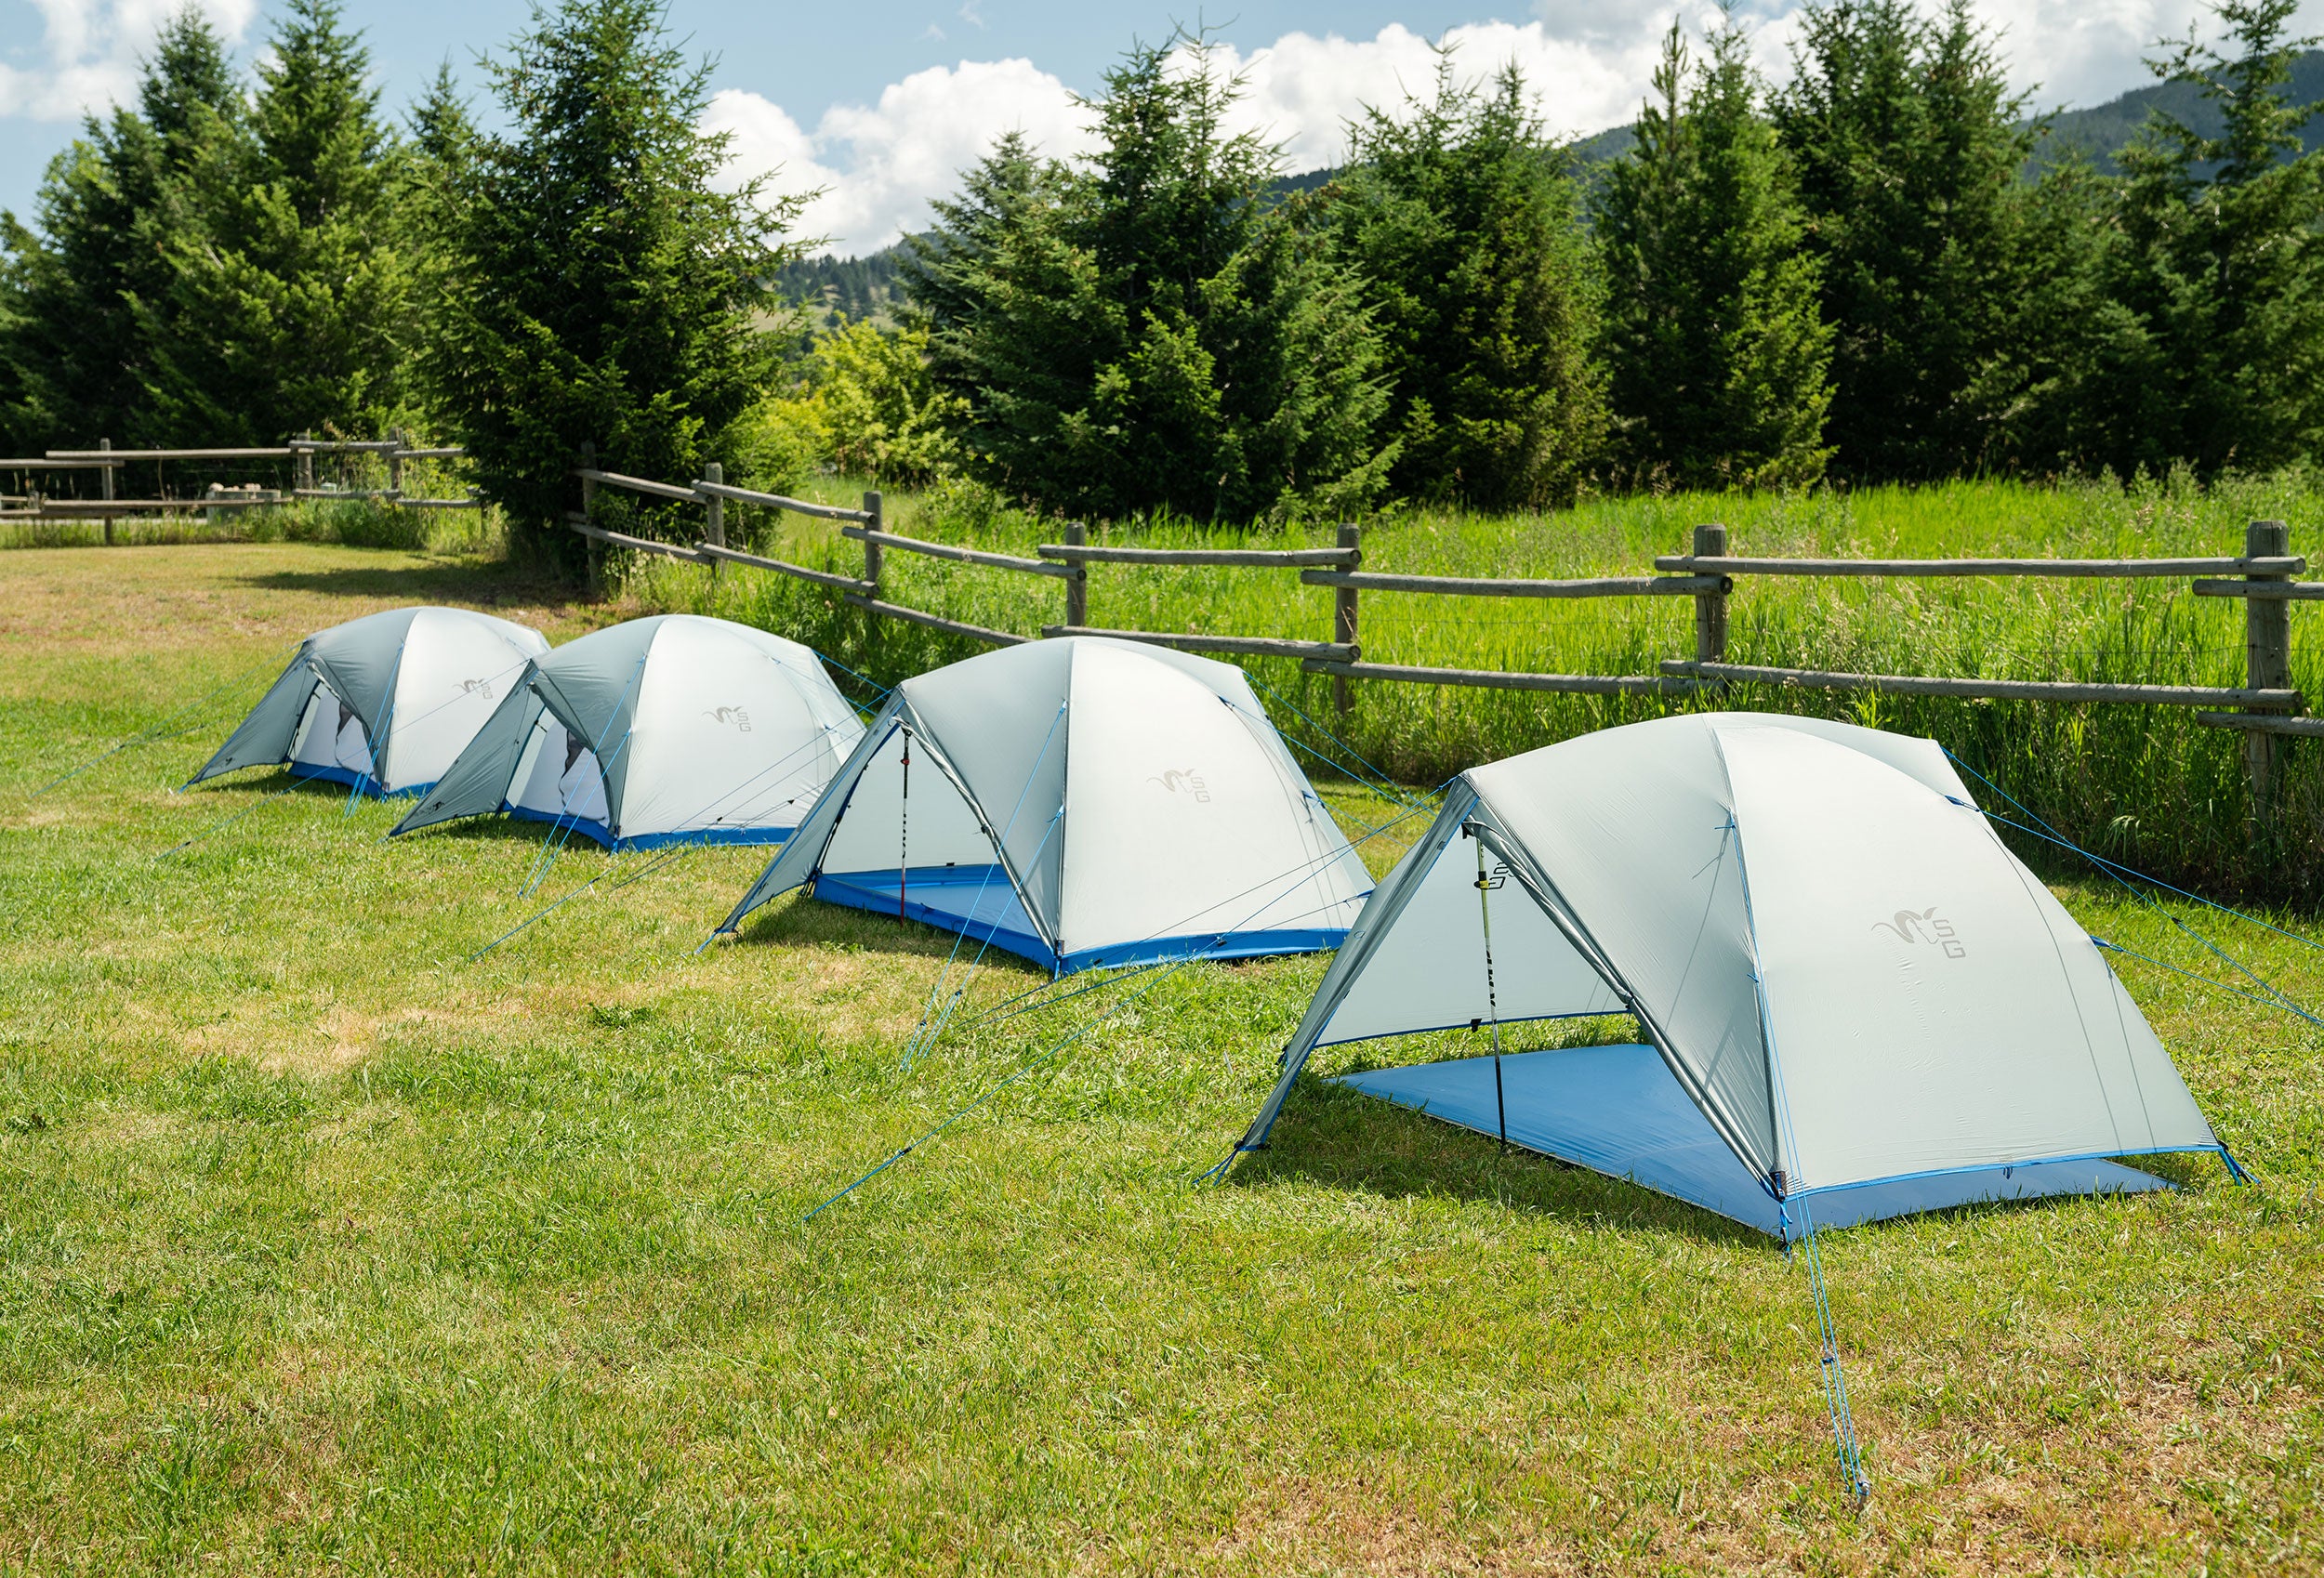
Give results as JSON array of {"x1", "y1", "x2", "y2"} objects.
[
  {"x1": 862, "y1": 491, "x2": 883, "y2": 611},
  {"x1": 297, "y1": 435, "x2": 314, "y2": 496},
  {"x1": 99, "y1": 437, "x2": 113, "y2": 546},
  {"x1": 703, "y1": 461, "x2": 724, "y2": 583},
  {"x1": 386, "y1": 428, "x2": 403, "y2": 498},
  {"x1": 1334, "y1": 521, "x2": 1361, "y2": 714},
  {"x1": 1063, "y1": 521, "x2": 1088, "y2": 629},
  {"x1": 579, "y1": 441, "x2": 601, "y2": 596},
  {"x1": 1694, "y1": 522, "x2": 1728, "y2": 665},
  {"x1": 2243, "y1": 518, "x2": 2292, "y2": 829}
]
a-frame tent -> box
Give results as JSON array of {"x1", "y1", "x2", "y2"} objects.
[
  {"x1": 715, "y1": 637, "x2": 1375, "y2": 974},
  {"x1": 188, "y1": 606, "x2": 549, "y2": 797},
  {"x1": 1235, "y1": 713, "x2": 2231, "y2": 1238}
]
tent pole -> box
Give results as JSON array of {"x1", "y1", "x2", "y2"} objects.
[
  {"x1": 1474, "y1": 833, "x2": 1508, "y2": 1152},
  {"x1": 899, "y1": 726, "x2": 911, "y2": 921}
]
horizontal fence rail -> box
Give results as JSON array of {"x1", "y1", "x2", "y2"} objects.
[
  {"x1": 1037, "y1": 543, "x2": 1358, "y2": 568},
  {"x1": 1657, "y1": 660, "x2": 2304, "y2": 709},
  {"x1": 1656, "y1": 553, "x2": 2310, "y2": 578},
  {"x1": 1301, "y1": 569, "x2": 1724, "y2": 598},
  {"x1": 1042, "y1": 625, "x2": 1355, "y2": 662}
]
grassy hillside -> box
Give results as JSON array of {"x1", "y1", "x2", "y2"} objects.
[
  {"x1": 614, "y1": 470, "x2": 2324, "y2": 901},
  {"x1": 0, "y1": 542, "x2": 2319, "y2": 1571}
]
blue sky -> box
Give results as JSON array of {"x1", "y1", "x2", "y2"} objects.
[{"x1": 3, "y1": 0, "x2": 2310, "y2": 255}]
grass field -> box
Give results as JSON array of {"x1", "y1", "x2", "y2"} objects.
[
  {"x1": 3, "y1": 541, "x2": 2321, "y2": 1572},
  {"x1": 620, "y1": 468, "x2": 2324, "y2": 900}
]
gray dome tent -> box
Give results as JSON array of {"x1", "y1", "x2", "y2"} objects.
[
  {"x1": 389, "y1": 615, "x2": 864, "y2": 850},
  {"x1": 189, "y1": 606, "x2": 548, "y2": 797},
  {"x1": 714, "y1": 637, "x2": 1376, "y2": 974},
  {"x1": 1235, "y1": 713, "x2": 2231, "y2": 1238}
]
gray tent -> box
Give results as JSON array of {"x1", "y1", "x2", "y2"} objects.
[
  {"x1": 714, "y1": 638, "x2": 1375, "y2": 973},
  {"x1": 390, "y1": 614, "x2": 863, "y2": 849},
  {"x1": 189, "y1": 606, "x2": 548, "y2": 797},
  {"x1": 1235, "y1": 713, "x2": 2231, "y2": 1238}
]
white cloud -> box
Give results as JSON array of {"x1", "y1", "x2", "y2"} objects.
[
  {"x1": 706, "y1": 58, "x2": 1092, "y2": 256},
  {"x1": 710, "y1": 0, "x2": 2324, "y2": 258},
  {"x1": 1970, "y1": 0, "x2": 2324, "y2": 110},
  {"x1": 0, "y1": 0, "x2": 259, "y2": 122}
]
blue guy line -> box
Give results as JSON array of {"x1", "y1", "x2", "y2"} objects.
[
  {"x1": 1944, "y1": 749, "x2": 2321, "y2": 1027},
  {"x1": 898, "y1": 702, "x2": 1068, "y2": 1065},
  {"x1": 1248, "y1": 672, "x2": 1424, "y2": 809},
  {"x1": 154, "y1": 779, "x2": 301, "y2": 860},
  {"x1": 2091, "y1": 937, "x2": 2324, "y2": 1025},
  {"x1": 37, "y1": 642, "x2": 297, "y2": 797}
]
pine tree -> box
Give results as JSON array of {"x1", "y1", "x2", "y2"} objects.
[
  {"x1": 906, "y1": 38, "x2": 1392, "y2": 522},
  {"x1": 0, "y1": 11, "x2": 241, "y2": 448},
  {"x1": 144, "y1": 0, "x2": 415, "y2": 442},
  {"x1": 1598, "y1": 21, "x2": 1832, "y2": 489},
  {"x1": 2102, "y1": 0, "x2": 2324, "y2": 472},
  {"x1": 1773, "y1": 0, "x2": 2036, "y2": 478},
  {"x1": 1327, "y1": 58, "x2": 1605, "y2": 508},
  {"x1": 427, "y1": 0, "x2": 803, "y2": 562}
]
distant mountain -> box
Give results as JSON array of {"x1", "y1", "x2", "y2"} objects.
[
  {"x1": 1560, "y1": 49, "x2": 2324, "y2": 175},
  {"x1": 2031, "y1": 49, "x2": 2324, "y2": 171},
  {"x1": 777, "y1": 243, "x2": 916, "y2": 329}
]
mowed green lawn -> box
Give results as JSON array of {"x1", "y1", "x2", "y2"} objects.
[{"x1": 1, "y1": 542, "x2": 2318, "y2": 1574}]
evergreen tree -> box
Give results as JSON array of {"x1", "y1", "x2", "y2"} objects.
[
  {"x1": 907, "y1": 39, "x2": 1392, "y2": 522},
  {"x1": 905, "y1": 131, "x2": 1076, "y2": 414},
  {"x1": 144, "y1": 0, "x2": 415, "y2": 442},
  {"x1": 427, "y1": 0, "x2": 802, "y2": 562},
  {"x1": 0, "y1": 11, "x2": 241, "y2": 448},
  {"x1": 2101, "y1": 0, "x2": 2324, "y2": 472},
  {"x1": 1598, "y1": 20, "x2": 1832, "y2": 489},
  {"x1": 401, "y1": 63, "x2": 480, "y2": 426},
  {"x1": 1327, "y1": 58, "x2": 1604, "y2": 509},
  {"x1": 1773, "y1": 0, "x2": 2036, "y2": 477}
]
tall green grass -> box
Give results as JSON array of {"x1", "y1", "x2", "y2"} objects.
[{"x1": 624, "y1": 468, "x2": 2324, "y2": 900}]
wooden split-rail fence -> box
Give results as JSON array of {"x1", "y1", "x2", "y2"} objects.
[
  {"x1": 0, "y1": 433, "x2": 481, "y2": 544},
  {"x1": 566, "y1": 460, "x2": 2317, "y2": 816}
]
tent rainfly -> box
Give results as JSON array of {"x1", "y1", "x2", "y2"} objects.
[
  {"x1": 189, "y1": 606, "x2": 549, "y2": 797},
  {"x1": 713, "y1": 637, "x2": 1376, "y2": 974},
  {"x1": 388, "y1": 614, "x2": 864, "y2": 849},
  {"x1": 1235, "y1": 713, "x2": 2235, "y2": 1238}
]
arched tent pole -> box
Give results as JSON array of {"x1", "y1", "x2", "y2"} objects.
[{"x1": 343, "y1": 636, "x2": 407, "y2": 811}]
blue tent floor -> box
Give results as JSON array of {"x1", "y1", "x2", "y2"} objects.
[
  {"x1": 813, "y1": 866, "x2": 1354, "y2": 974},
  {"x1": 816, "y1": 866, "x2": 1050, "y2": 965},
  {"x1": 1335, "y1": 1043, "x2": 2172, "y2": 1238}
]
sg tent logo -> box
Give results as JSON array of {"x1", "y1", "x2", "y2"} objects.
[
  {"x1": 1871, "y1": 905, "x2": 1965, "y2": 958},
  {"x1": 457, "y1": 677, "x2": 497, "y2": 700},
  {"x1": 1149, "y1": 768, "x2": 1210, "y2": 802},
  {"x1": 703, "y1": 706, "x2": 753, "y2": 732}
]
